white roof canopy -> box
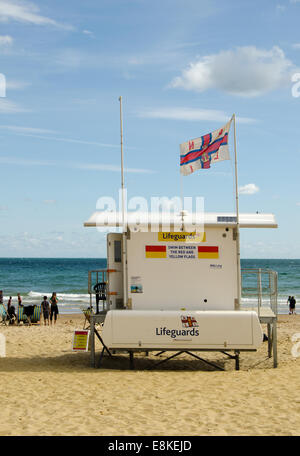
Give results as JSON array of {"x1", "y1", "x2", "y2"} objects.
[{"x1": 84, "y1": 211, "x2": 277, "y2": 230}]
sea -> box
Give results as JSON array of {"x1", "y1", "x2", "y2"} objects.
[{"x1": 0, "y1": 258, "x2": 298, "y2": 315}]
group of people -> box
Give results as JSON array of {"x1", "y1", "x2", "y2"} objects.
[
  {"x1": 0, "y1": 290, "x2": 59, "y2": 325},
  {"x1": 0, "y1": 291, "x2": 22, "y2": 323},
  {"x1": 287, "y1": 296, "x2": 297, "y2": 315},
  {"x1": 41, "y1": 293, "x2": 59, "y2": 326}
]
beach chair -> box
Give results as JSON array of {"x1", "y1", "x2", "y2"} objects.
[
  {"x1": 17, "y1": 306, "x2": 29, "y2": 325},
  {"x1": 82, "y1": 307, "x2": 93, "y2": 329},
  {"x1": 30, "y1": 305, "x2": 41, "y2": 324},
  {"x1": 0, "y1": 304, "x2": 7, "y2": 326}
]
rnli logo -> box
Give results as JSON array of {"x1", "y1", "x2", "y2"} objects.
[
  {"x1": 188, "y1": 140, "x2": 194, "y2": 151},
  {"x1": 181, "y1": 315, "x2": 199, "y2": 328}
]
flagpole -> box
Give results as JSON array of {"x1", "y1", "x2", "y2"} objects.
[
  {"x1": 233, "y1": 113, "x2": 241, "y2": 310},
  {"x1": 119, "y1": 96, "x2": 127, "y2": 308},
  {"x1": 180, "y1": 172, "x2": 184, "y2": 231}
]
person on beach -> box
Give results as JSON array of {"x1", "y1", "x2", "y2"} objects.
[
  {"x1": 287, "y1": 296, "x2": 291, "y2": 314},
  {"x1": 7, "y1": 299, "x2": 16, "y2": 324},
  {"x1": 17, "y1": 293, "x2": 23, "y2": 307},
  {"x1": 289, "y1": 296, "x2": 296, "y2": 315},
  {"x1": 50, "y1": 292, "x2": 59, "y2": 325},
  {"x1": 41, "y1": 296, "x2": 50, "y2": 326},
  {"x1": 0, "y1": 290, "x2": 3, "y2": 306}
]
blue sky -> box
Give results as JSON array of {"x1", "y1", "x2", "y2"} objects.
[{"x1": 0, "y1": 0, "x2": 299, "y2": 258}]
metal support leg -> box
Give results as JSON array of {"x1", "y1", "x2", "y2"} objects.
[
  {"x1": 98, "y1": 347, "x2": 105, "y2": 368},
  {"x1": 186, "y1": 351, "x2": 224, "y2": 371},
  {"x1": 90, "y1": 316, "x2": 95, "y2": 367},
  {"x1": 94, "y1": 328, "x2": 112, "y2": 358},
  {"x1": 272, "y1": 321, "x2": 278, "y2": 368},
  {"x1": 234, "y1": 350, "x2": 240, "y2": 370},
  {"x1": 129, "y1": 351, "x2": 134, "y2": 370},
  {"x1": 155, "y1": 351, "x2": 166, "y2": 356},
  {"x1": 148, "y1": 351, "x2": 184, "y2": 370},
  {"x1": 267, "y1": 323, "x2": 272, "y2": 358}
]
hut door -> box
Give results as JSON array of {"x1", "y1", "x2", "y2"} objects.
[{"x1": 107, "y1": 233, "x2": 124, "y2": 309}]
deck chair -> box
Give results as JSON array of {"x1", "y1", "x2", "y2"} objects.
[
  {"x1": 0, "y1": 303, "x2": 7, "y2": 326},
  {"x1": 17, "y1": 306, "x2": 29, "y2": 325},
  {"x1": 30, "y1": 305, "x2": 41, "y2": 324},
  {"x1": 82, "y1": 307, "x2": 93, "y2": 329},
  {"x1": 7, "y1": 306, "x2": 16, "y2": 325}
]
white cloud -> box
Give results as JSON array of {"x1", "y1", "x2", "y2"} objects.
[
  {"x1": 0, "y1": 125, "x2": 55, "y2": 134},
  {"x1": 0, "y1": 0, "x2": 73, "y2": 30},
  {"x1": 52, "y1": 47, "x2": 180, "y2": 71},
  {"x1": 76, "y1": 163, "x2": 155, "y2": 174},
  {"x1": 0, "y1": 156, "x2": 154, "y2": 174},
  {"x1": 239, "y1": 183, "x2": 260, "y2": 195},
  {"x1": 5, "y1": 80, "x2": 30, "y2": 90},
  {"x1": 276, "y1": 4, "x2": 286, "y2": 12},
  {"x1": 16, "y1": 132, "x2": 122, "y2": 148},
  {"x1": 292, "y1": 43, "x2": 300, "y2": 49},
  {"x1": 0, "y1": 125, "x2": 138, "y2": 149},
  {"x1": 0, "y1": 230, "x2": 107, "y2": 257},
  {"x1": 170, "y1": 46, "x2": 296, "y2": 97},
  {"x1": 0, "y1": 157, "x2": 53, "y2": 166},
  {"x1": 0, "y1": 99, "x2": 29, "y2": 113},
  {"x1": 138, "y1": 107, "x2": 256, "y2": 124},
  {"x1": 83, "y1": 30, "x2": 93, "y2": 36},
  {"x1": 0, "y1": 34, "x2": 12, "y2": 46},
  {"x1": 43, "y1": 199, "x2": 56, "y2": 205}
]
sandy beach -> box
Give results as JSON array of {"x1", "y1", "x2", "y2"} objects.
[{"x1": 0, "y1": 313, "x2": 300, "y2": 436}]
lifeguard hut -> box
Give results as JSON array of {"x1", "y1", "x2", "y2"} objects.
[
  {"x1": 84, "y1": 210, "x2": 278, "y2": 370},
  {"x1": 83, "y1": 101, "x2": 278, "y2": 370}
]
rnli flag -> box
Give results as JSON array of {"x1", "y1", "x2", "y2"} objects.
[{"x1": 180, "y1": 117, "x2": 233, "y2": 176}]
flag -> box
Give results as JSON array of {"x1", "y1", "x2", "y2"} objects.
[
  {"x1": 198, "y1": 246, "x2": 219, "y2": 259},
  {"x1": 145, "y1": 245, "x2": 167, "y2": 258},
  {"x1": 180, "y1": 117, "x2": 233, "y2": 176}
]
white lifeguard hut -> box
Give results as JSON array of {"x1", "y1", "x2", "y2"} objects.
[
  {"x1": 83, "y1": 100, "x2": 278, "y2": 370},
  {"x1": 84, "y1": 210, "x2": 278, "y2": 370}
]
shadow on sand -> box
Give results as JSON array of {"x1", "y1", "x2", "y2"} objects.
[{"x1": 0, "y1": 350, "x2": 236, "y2": 373}]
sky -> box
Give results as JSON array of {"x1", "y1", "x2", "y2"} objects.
[{"x1": 0, "y1": 0, "x2": 299, "y2": 258}]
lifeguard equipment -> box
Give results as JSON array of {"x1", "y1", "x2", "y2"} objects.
[{"x1": 101, "y1": 310, "x2": 263, "y2": 351}]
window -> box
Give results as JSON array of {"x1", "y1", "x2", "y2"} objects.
[
  {"x1": 114, "y1": 240, "x2": 122, "y2": 263},
  {"x1": 217, "y1": 216, "x2": 237, "y2": 223}
]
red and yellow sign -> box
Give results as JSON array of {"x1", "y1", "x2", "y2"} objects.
[
  {"x1": 145, "y1": 245, "x2": 220, "y2": 259},
  {"x1": 72, "y1": 330, "x2": 90, "y2": 352},
  {"x1": 145, "y1": 245, "x2": 167, "y2": 258},
  {"x1": 198, "y1": 246, "x2": 219, "y2": 259}
]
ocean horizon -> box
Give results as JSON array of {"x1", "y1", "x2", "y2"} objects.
[{"x1": 0, "y1": 257, "x2": 298, "y2": 315}]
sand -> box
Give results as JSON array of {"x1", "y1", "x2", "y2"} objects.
[{"x1": 0, "y1": 313, "x2": 300, "y2": 436}]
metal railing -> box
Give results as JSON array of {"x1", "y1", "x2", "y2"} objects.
[
  {"x1": 88, "y1": 269, "x2": 107, "y2": 294},
  {"x1": 87, "y1": 269, "x2": 108, "y2": 312},
  {"x1": 86, "y1": 268, "x2": 278, "y2": 316},
  {"x1": 241, "y1": 268, "x2": 278, "y2": 316}
]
